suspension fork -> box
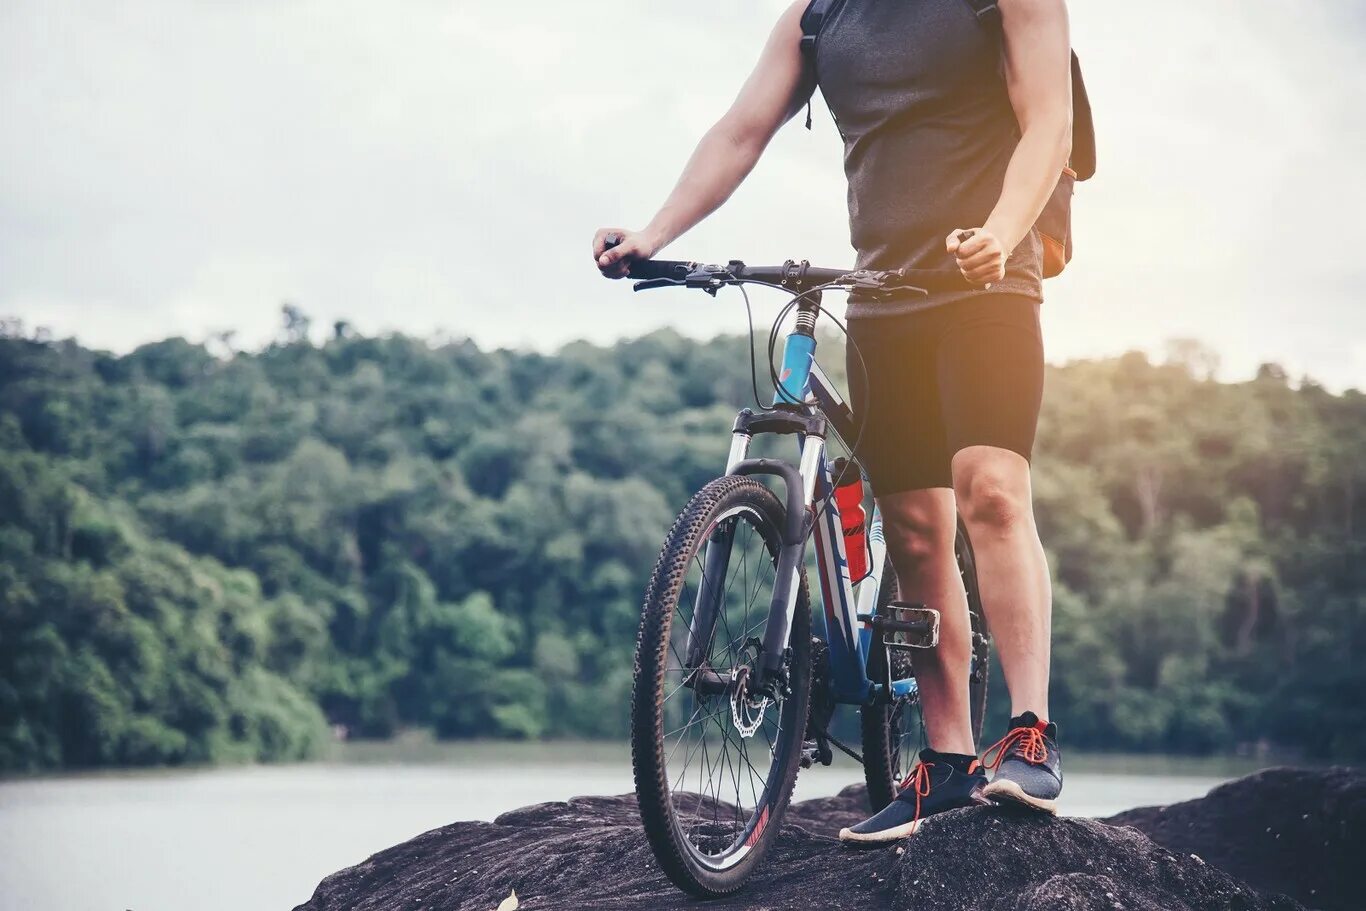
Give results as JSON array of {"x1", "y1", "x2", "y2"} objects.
[
  {"x1": 683, "y1": 432, "x2": 824, "y2": 682},
  {"x1": 683, "y1": 433, "x2": 752, "y2": 668},
  {"x1": 688, "y1": 297, "x2": 825, "y2": 680},
  {"x1": 755, "y1": 434, "x2": 823, "y2": 677}
]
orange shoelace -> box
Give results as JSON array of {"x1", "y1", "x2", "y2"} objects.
[
  {"x1": 897, "y1": 761, "x2": 935, "y2": 829},
  {"x1": 982, "y1": 721, "x2": 1050, "y2": 770}
]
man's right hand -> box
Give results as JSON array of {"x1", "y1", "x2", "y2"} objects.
[{"x1": 593, "y1": 228, "x2": 658, "y2": 279}]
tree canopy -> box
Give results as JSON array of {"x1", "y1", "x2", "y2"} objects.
[{"x1": 0, "y1": 317, "x2": 1361, "y2": 770}]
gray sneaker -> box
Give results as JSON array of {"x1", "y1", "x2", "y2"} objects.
[
  {"x1": 839, "y1": 750, "x2": 988, "y2": 844},
  {"x1": 981, "y1": 712, "x2": 1062, "y2": 814}
]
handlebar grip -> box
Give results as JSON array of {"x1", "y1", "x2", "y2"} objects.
[
  {"x1": 601, "y1": 233, "x2": 694, "y2": 282},
  {"x1": 627, "y1": 260, "x2": 693, "y2": 281}
]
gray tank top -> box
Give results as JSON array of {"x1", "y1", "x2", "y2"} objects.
[{"x1": 814, "y1": 0, "x2": 1043, "y2": 317}]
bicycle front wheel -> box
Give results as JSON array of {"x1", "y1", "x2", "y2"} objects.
[{"x1": 631, "y1": 475, "x2": 811, "y2": 898}]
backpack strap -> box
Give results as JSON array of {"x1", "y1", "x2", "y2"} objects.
[
  {"x1": 958, "y1": 0, "x2": 1095, "y2": 180},
  {"x1": 800, "y1": 0, "x2": 840, "y2": 56},
  {"x1": 1068, "y1": 53, "x2": 1095, "y2": 180},
  {"x1": 797, "y1": 0, "x2": 839, "y2": 129}
]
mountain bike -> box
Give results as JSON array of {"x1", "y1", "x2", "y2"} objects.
[{"x1": 611, "y1": 240, "x2": 991, "y2": 897}]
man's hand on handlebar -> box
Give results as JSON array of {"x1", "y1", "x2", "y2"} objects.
[{"x1": 593, "y1": 228, "x2": 658, "y2": 279}]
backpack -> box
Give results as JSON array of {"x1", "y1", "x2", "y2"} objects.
[{"x1": 798, "y1": 0, "x2": 1096, "y2": 278}]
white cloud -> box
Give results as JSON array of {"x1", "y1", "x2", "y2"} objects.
[{"x1": 1, "y1": 0, "x2": 1363, "y2": 389}]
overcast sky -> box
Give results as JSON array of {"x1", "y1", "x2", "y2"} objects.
[{"x1": 2, "y1": 1, "x2": 1364, "y2": 388}]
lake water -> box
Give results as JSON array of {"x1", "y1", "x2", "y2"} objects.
[{"x1": 0, "y1": 740, "x2": 1277, "y2": 911}]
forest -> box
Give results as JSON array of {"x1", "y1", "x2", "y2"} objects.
[{"x1": 1, "y1": 311, "x2": 1362, "y2": 770}]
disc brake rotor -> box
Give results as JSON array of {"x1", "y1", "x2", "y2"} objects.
[{"x1": 729, "y1": 666, "x2": 769, "y2": 738}]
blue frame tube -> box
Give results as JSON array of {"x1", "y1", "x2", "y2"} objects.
[
  {"x1": 759, "y1": 328, "x2": 925, "y2": 703},
  {"x1": 773, "y1": 326, "x2": 879, "y2": 702},
  {"x1": 810, "y1": 451, "x2": 872, "y2": 703},
  {"x1": 773, "y1": 332, "x2": 816, "y2": 407}
]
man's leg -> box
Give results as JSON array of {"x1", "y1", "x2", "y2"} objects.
[
  {"x1": 952, "y1": 444, "x2": 1062, "y2": 813},
  {"x1": 838, "y1": 486, "x2": 988, "y2": 842},
  {"x1": 878, "y1": 487, "x2": 976, "y2": 755},
  {"x1": 950, "y1": 445, "x2": 1051, "y2": 719},
  {"x1": 839, "y1": 303, "x2": 994, "y2": 843}
]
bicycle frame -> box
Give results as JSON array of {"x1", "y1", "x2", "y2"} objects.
[{"x1": 686, "y1": 304, "x2": 917, "y2": 708}]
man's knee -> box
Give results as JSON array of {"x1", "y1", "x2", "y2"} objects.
[
  {"x1": 955, "y1": 454, "x2": 1033, "y2": 535},
  {"x1": 881, "y1": 498, "x2": 956, "y2": 570}
]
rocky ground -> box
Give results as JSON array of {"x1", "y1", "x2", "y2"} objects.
[
  {"x1": 294, "y1": 767, "x2": 1363, "y2": 911},
  {"x1": 1106, "y1": 767, "x2": 1363, "y2": 911}
]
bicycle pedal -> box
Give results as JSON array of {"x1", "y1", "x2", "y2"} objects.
[
  {"x1": 800, "y1": 738, "x2": 833, "y2": 769},
  {"x1": 879, "y1": 601, "x2": 940, "y2": 650}
]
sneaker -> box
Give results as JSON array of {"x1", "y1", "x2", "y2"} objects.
[
  {"x1": 838, "y1": 750, "x2": 987, "y2": 844},
  {"x1": 980, "y1": 711, "x2": 1062, "y2": 814}
]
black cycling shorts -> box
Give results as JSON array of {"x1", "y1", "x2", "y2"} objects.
[{"x1": 844, "y1": 294, "x2": 1044, "y2": 496}]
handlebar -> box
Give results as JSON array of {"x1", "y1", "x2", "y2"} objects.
[
  {"x1": 622, "y1": 258, "x2": 693, "y2": 282},
  {"x1": 601, "y1": 234, "x2": 971, "y2": 298},
  {"x1": 627, "y1": 258, "x2": 875, "y2": 293}
]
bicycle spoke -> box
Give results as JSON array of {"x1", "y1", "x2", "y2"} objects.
[
  {"x1": 663, "y1": 701, "x2": 706, "y2": 748},
  {"x1": 675, "y1": 700, "x2": 719, "y2": 794},
  {"x1": 759, "y1": 714, "x2": 777, "y2": 755},
  {"x1": 719, "y1": 521, "x2": 748, "y2": 616},
  {"x1": 671, "y1": 716, "x2": 699, "y2": 793},
  {"x1": 661, "y1": 674, "x2": 695, "y2": 707},
  {"x1": 706, "y1": 706, "x2": 768, "y2": 811},
  {"x1": 716, "y1": 724, "x2": 743, "y2": 832},
  {"x1": 715, "y1": 710, "x2": 770, "y2": 797}
]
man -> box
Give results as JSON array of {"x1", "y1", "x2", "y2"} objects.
[{"x1": 593, "y1": 0, "x2": 1071, "y2": 840}]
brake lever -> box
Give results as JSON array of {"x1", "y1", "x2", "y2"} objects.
[
  {"x1": 842, "y1": 269, "x2": 927, "y2": 295},
  {"x1": 632, "y1": 264, "x2": 733, "y2": 294},
  {"x1": 843, "y1": 268, "x2": 930, "y2": 300},
  {"x1": 879, "y1": 282, "x2": 930, "y2": 297},
  {"x1": 631, "y1": 277, "x2": 685, "y2": 292}
]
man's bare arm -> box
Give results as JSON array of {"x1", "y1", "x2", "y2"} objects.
[
  {"x1": 948, "y1": 0, "x2": 1072, "y2": 285},
  {"x1": 594, "y1": 1, "x2": 811, "y2": 276}
]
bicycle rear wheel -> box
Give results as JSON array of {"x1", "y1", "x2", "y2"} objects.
[
  {"x1": 860, "y1": 517, "x2": 990, "y2": 810},
  {"x1": 632, "y1": 475, "x2": 811, "y2": 898}
]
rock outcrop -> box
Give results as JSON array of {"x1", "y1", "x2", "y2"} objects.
[
  {"x1": 296, "y1": 768, "x2": 1363, "y2": 911},
  {"x1": 1106, "y1": 767, "x2": 1364, "y2": 911}
]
